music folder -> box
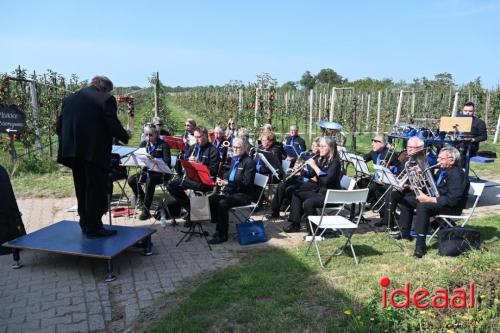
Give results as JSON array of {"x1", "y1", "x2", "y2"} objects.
[
  {"x1": 179, "y1": 160, "x2": 216, "y2": 186},
  {"x1": 112, "y1": 145, "x2": 137, "y2": 157},
  {"x1": 439, "y1": 116, "x2": 473, "y2": 132}
]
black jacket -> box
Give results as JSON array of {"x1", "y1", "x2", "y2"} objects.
[
  {"x1": 256, "y1": 143, "x2": 284, "y2": 178},
  {"x1": 316, "y1": 156, "x2": 342, "y2": 194},
  {"x1": 436, "y1": 165, "x2": 470, "y2": 210},
  {"x1": 467, "y1": 116, "x2": 487, "y2": 155},
  {"x1": 57, "y1": 86, "x2": 129, "y2": 169},
  {"x1": 186, "y1": 142, "x2": 220, "y2": 177},
  {"x1": 224, "y1": 154, "x2": 256, "y2": 195},
  {"x1": 139, "y1": 138, "x2": 171, "y2": 169},
  {"x1": 363, "y1": 147, "x2": 397, "y2": 167},
  {"x1": 284, "y1": 135, "x2": 306, "y2": 156}
]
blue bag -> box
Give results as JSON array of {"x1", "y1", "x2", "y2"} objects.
[{"x1": 236, "y1": 219, "x2": 267, "y2": 245}]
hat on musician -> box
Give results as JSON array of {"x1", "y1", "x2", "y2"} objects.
[{"x1": 372, "y1": 134, "x2": 385, "y2": 143}]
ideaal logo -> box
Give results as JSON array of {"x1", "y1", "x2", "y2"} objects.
[{"x1": 380, "y1": 276, "x2": 475, "y2": 309}]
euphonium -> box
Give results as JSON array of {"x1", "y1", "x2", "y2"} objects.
[{"x1": 404, "y1": 149, "x2": 440, "y2": 197}]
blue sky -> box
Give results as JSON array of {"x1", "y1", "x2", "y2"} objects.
[{"x1": 2, "y1": 0, "x2": 499, "y2": 88}]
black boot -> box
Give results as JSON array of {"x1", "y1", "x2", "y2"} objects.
[{"x1": 414, "y1": 234, "x2": 427, "y2": 258}]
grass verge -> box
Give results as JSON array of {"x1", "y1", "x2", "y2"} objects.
[{"x1": 147, "y1": 216, "x2": 499, "y2": 332}]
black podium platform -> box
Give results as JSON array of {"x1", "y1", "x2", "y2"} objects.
[{"x1": 2, "y1": 220, "x2": 156, "y2": 282}]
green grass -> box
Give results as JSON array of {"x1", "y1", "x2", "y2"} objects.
[
  {"x1": 10, "y1": 166, "x2": 74, "y2": 198},
  {"x1": 148, "y1": 216, "x2": 499, "y2": 332}
]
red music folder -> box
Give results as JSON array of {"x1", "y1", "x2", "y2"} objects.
[
  {"x1": 179, "y1": 160, "x2": 216, "y2": 186},
  {"x1": 163, "y1": 136, "x2": 186, "y2": 151}
]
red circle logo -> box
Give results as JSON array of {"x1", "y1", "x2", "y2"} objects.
[{"x1": 379, "y1": 276, "x2": 391, "y2": 287}]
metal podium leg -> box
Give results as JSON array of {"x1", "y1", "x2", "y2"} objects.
[
  {"x1": 12, "y1": 249, "x2": 23, "y2": 269},
  {"x1": 142, "y1": 236, "x2": 153, "y2": 256},
  {"x1": 105, "y1": 259, "x2": 116, "y2": 282}
]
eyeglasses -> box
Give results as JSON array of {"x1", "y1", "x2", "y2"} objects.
[
  {"x1": 407, "y1": 146, "x2": 422, "y2": 149},
  {"x1": 194, "y1": 135, "x2": 203, "y2": 139},
  {"x1": 319, "y1": 144, "x2": 329, "y2": 148},
  {"x1": 185, "y1": 124, "x2": 191, "y2": 126},
  {"x1": 146, "y1": 133, "x2": 154, "y2": 137},
  {"x1": 233, "y1": 146, "x2": 242, "y2": 150},
  {"x1": 437, "y1": 156, "x2": 453, "y2": 160},
  {"x1": 372, "y1": 140, "x2": 382, "y2": 143}
]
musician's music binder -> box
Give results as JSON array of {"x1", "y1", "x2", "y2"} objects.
[
  {"x1": 164, "y1": 136, "x2": 187, "y2": 151},
  {"x1": 179, "y1": 160, "x2": 216, "y2": 186}
]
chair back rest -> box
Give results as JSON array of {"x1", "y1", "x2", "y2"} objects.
[
  {"x1": 253, "y1": 173, "x2": 269, "y2": 204},
  {"x1": 469, "y1": 182, "x2": 485, "y2": 197},
  {"x1": 281, "y1": 159, "x2": 291, "y2": 171},
  {"x1": 325, "y1": 189, "x2": 369, "y2": 205},
  {"x1": 170, "y1": 156, "x2": 178, "y2": 169},
  {"x1": 340, "y1": 175, "x2": 355, "y2": 190}
]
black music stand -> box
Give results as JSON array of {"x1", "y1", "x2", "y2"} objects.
[{"x1": 176, "y1": 160, "x2": 215, "y2": 250}]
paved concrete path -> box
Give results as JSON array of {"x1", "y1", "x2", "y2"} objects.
[{"x1": 1, "y1": 183, "x2": 498, "y2": 332}]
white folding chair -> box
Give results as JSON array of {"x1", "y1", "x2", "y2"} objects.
[
  {"x1": 427, "y1": 182, "x2": 485, "y2": 245},
  {"x1": 281, "y1": 159, "x2": 291, "y2": 172},
  {"x1": 229, "y1": 173, "x2": 269, "y2": 223},
  {"x1": 306, "y1": 188, "x2": 369, "y2": 267}
]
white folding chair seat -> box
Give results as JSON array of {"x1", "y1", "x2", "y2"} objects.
[
  {"x1": 229, "y1": 173, "x2": 269, "y2": 223},
  {"x1": 306, "y1": 188, "x2": 369, "y2": 267},
  {"x1": 281, "y1": 159, "x2": 291, "y2": 172},
  {"x1": 427, "y1": 182, "x2": 485, "y2": 245}
]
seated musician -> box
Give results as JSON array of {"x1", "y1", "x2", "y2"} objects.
[
  {"x1": 152, "y1": 117, "x2": 170, "y2": 137},
  {"x1": 359, "y1": 134, "x2": 397, "y2": 215},
  {"x1": 255, "y1": 131, "x2": 285, "y2": 183},
  {"x1": 462, "y1": 101, "x2": 487, "y2": 157},
  {"x1": 381, "y1": 136, "x2": 426, "y2": 227},
  {"x1": 284, "y1": 137, "x2": 342, "y2": 233},
  {"x1": 237, "y1": 127, "x2": 254, "y2": 155},
  {"x1": 226, "y1": 118, "x2": 237, "y2": 144},
  {"x1": 212, "y1": 126, "x2": 227, "y2": 159},
  {"x1": 393, "y1": 146, "x2": 469, "y2": 258},
  {"x1": 267, "y1": 137, "x2": 320, "y2": 219},
  {"x1": 127, "y1": 126, "x2": 171, "y2": 220},
  {"x1": 283, "y1": 125, "x2": 307, "y2": 167},
  {"x1": 167, "y1": 126, "x2": 219, "y2": 224},
  {"x1": 208, "y1": 138, "x2": 256, "y2": 244},
  {"x1": 182, "y1": 118, "x2": 197, "y2": 156}
]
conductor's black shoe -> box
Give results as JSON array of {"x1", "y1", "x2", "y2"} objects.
[
  {"x1": 283, "y1": 223, "x2": 301, "y2": 233},
  {"x1": 413, "y1": 247, "x2": 427, "y2": 259},
  {"x1": 139, "y1": 210, "x2": 152, "y2": 221},
  {"x1": 86, "y1": 228, "x2": 117, "y2": 238},
  {"x1": 207, "y1": 233, "x2": 228, "y2": 244}
]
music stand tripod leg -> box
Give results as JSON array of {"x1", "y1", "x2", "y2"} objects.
[
  {"x1": 12, "y1": 249, "x2": 23, "y2": 269},
  {"x1": 105, "y1": 259, "x2": 116, "y2": 282}
]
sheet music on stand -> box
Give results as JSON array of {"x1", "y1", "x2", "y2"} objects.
[
  {"x1": 112, "y1": 145, "x2": 138, "y2": 157},
  {"x1": 347, "y1": 153, "x2": 370, "y2": 176},
  {"x1": 338, "y1": 147, "x2": 350, "y2": 162},
  {"x1": 283, "y1": 144, "x2": 302, "y2": 158},
  {"x1": 137, "y1": 156, "x2": 172, "y2": 174},
  {"x1": 258, "y1": 152, "x2": 280, "y2": 180},
  {"x1": 373, "y1": 165, "x2": 402, "y2": 189},
  {"x1": 120, "y1": 154, "x2": 146, "y2": 167}
]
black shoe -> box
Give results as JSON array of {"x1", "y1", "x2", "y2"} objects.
[
  {"x1": 283, "y1": 223, "x2": 301, "y2": 233},
  {"x1": 413, "y1": 246, "x2": 427, "y2": 258},
  {"x1": 86, "y1": 228, "x2": 118, "y2": 238},
  {"x1": 265, "y1": 213, "x2": 280, "y2": 220},
  {"x1": 139, "y1": 210, "x2": 152, "y2": 221},
  {"x1": 207, "y1": 233, "x2": 228, "y2": 244},
  {"x1": 390, "y1": 233, "x2": 411, "y2": 240}
]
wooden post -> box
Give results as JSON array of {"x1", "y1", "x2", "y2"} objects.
[
  {"x1": 29, "y1": 80, "x2": 43, "y2": 154},
  {"x1": 253, "y1": 87, "x2": 259, "y2": 128},
  {"x1": 485, "y1": 91, "x2": 490, "y2": 129},
  {"x1": 238, "y1": 88, "x2": 243, "y2": 119},
  {"x1": 153, "y1": 72, "x2": 159, "y2": 118},
  {"x1": 376, "y1": 90, "x2": 382, "y2": 133},
  {"x1": 318, "y1": 93, "x2": 322, "y2": 121},
  {"x1": 494, "y1": 113, "x2": 500, "y2": 144},
  {"x1": 365, "y1": 93, "x2": 371, "y2": 130},
  {"x1": 410, "y1": 92, "x2": 416, "y2": 119},
  {"x1": 395, "y1": 90, "x2": 404, "y2": 124},
  {"x1": 451, "y1": 91, "x2": 459, "y2": 116},
  {"x1": 309, "y1": 89, "x2": 314, "y2": 141},
  {"x1": 329, "y1": 87, "x2": 336, "y2": 122}
]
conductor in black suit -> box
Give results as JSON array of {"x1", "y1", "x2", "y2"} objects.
[{"x1": 57, "y1": 76, "x2": 130, "y2": 237}]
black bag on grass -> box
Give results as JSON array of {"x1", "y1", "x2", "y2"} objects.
[{"x1": 438, "y1": 227, "x2": 480, "y2": 257}]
